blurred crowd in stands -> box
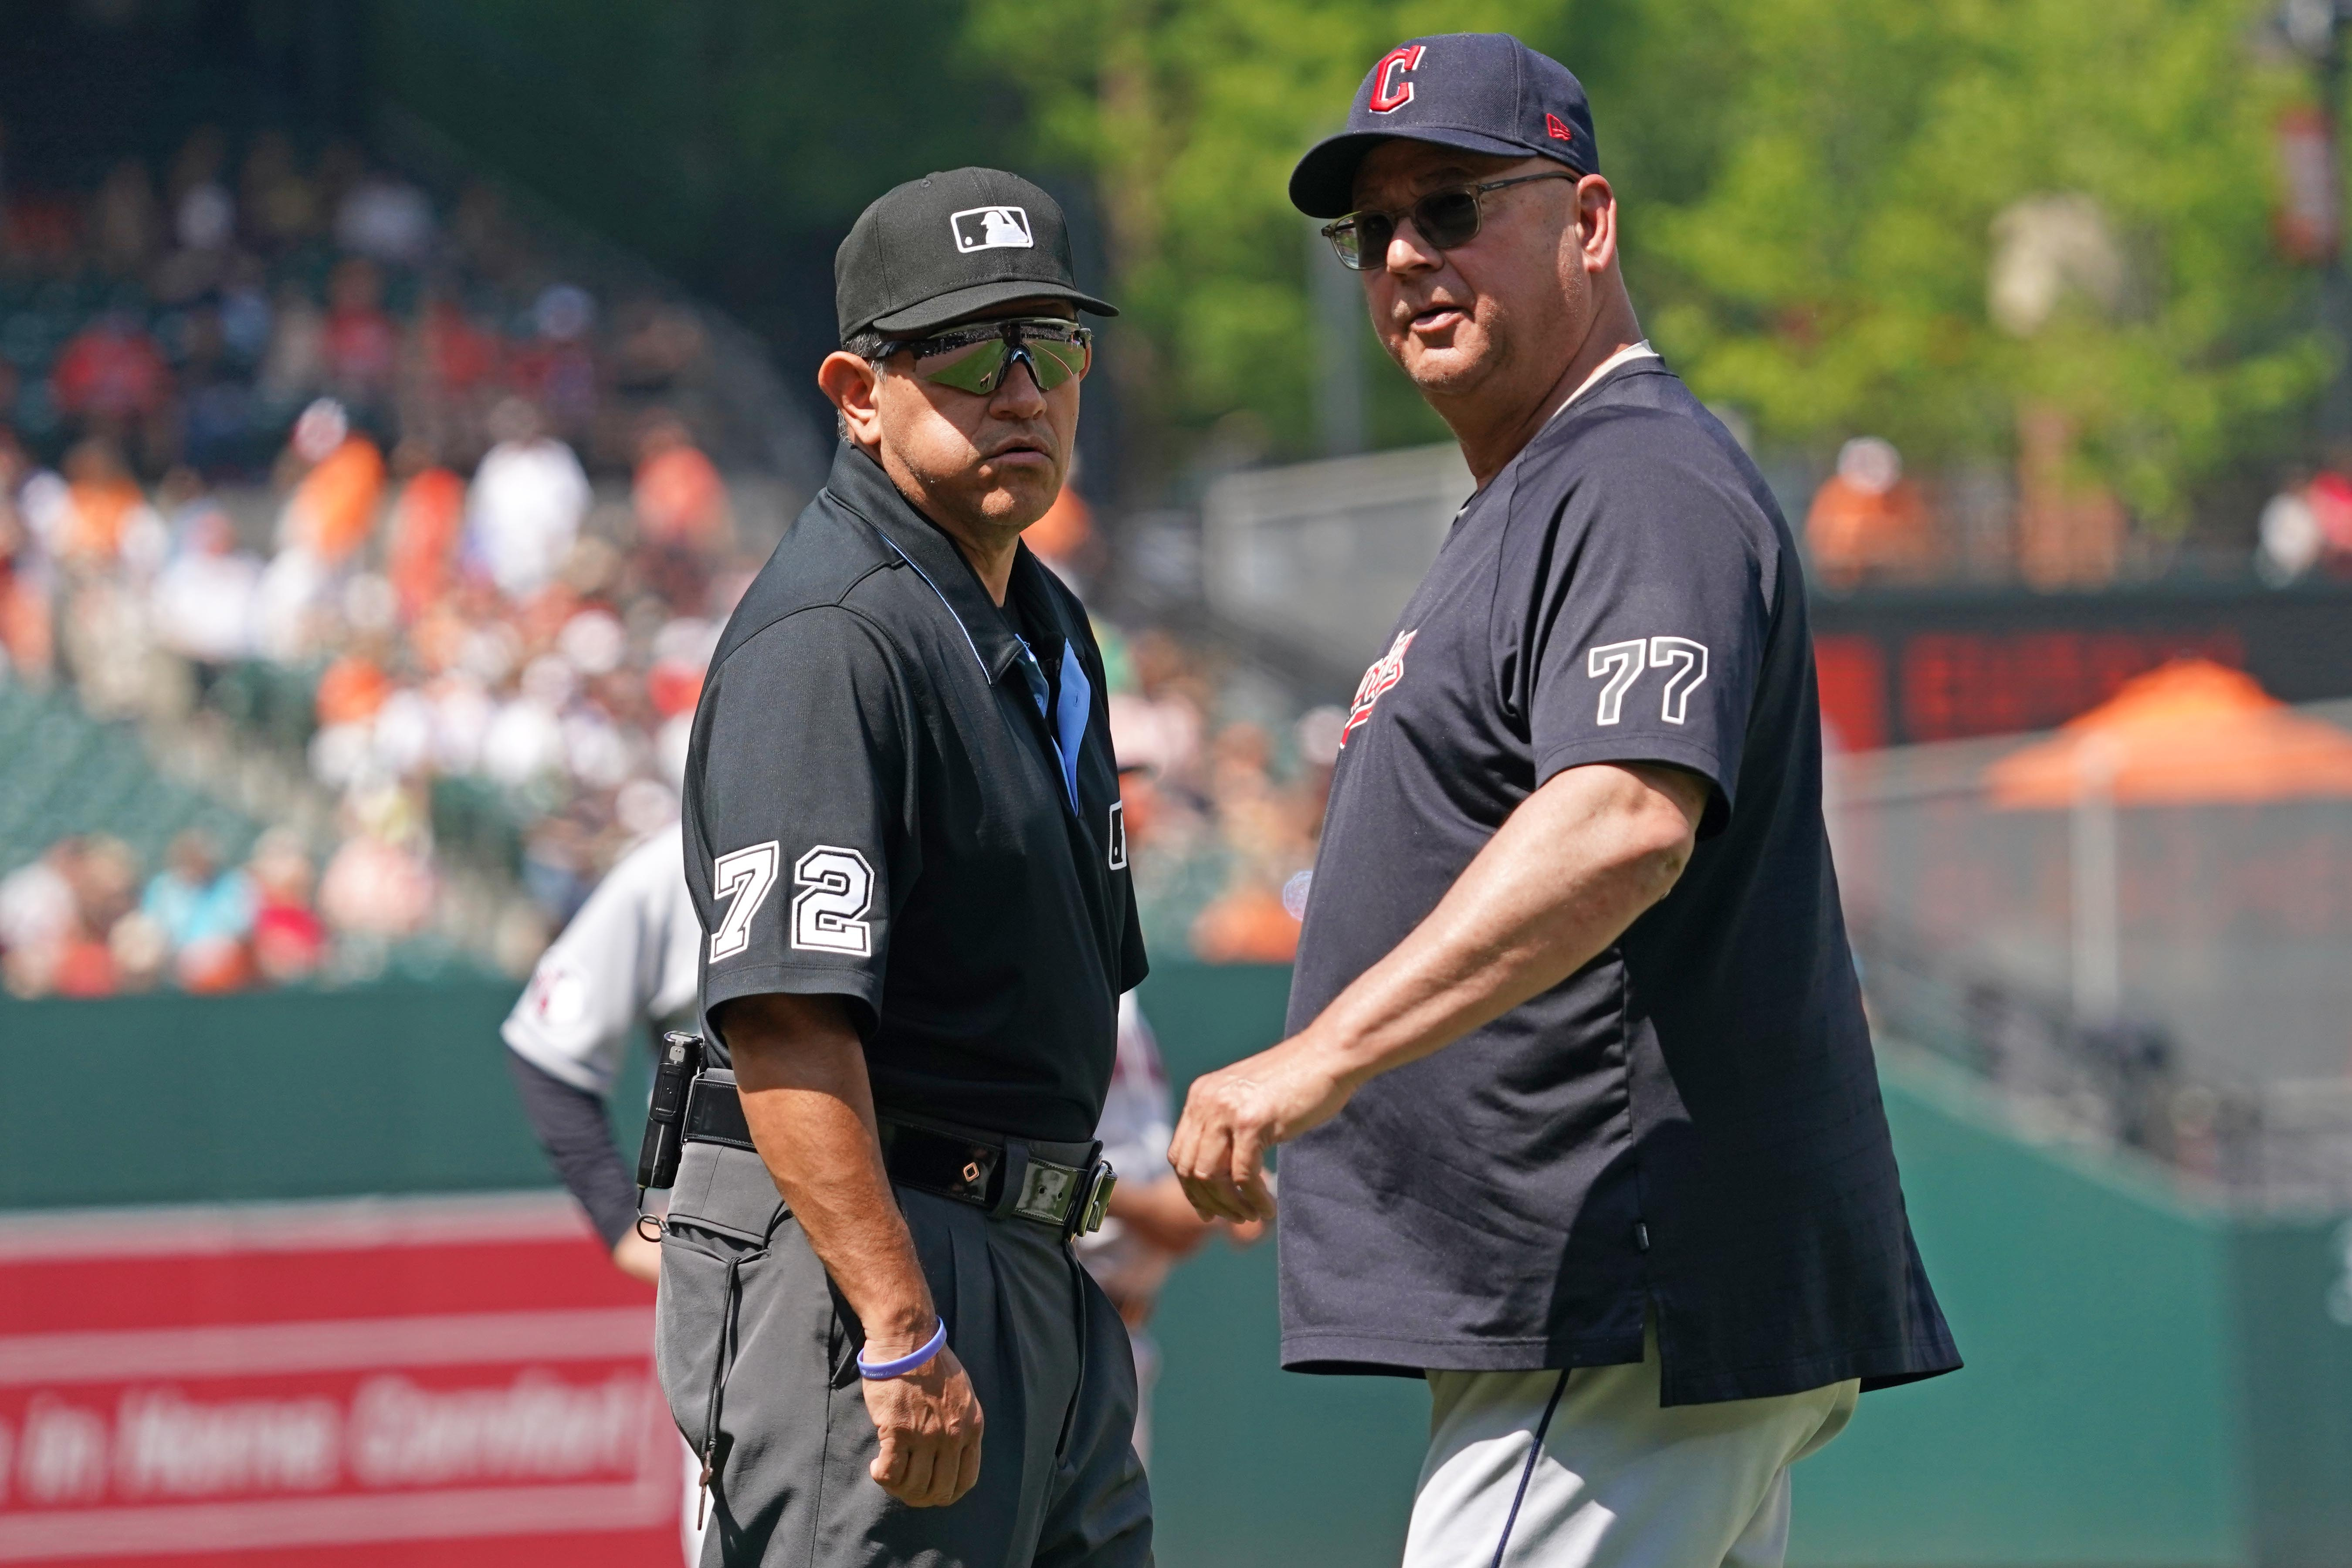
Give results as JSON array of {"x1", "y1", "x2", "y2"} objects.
[
  {"x1": 2255, "y1": 464, "x2": 2352, "y2": 585},
  {"x1": 1804, "y1": 429, "x2": 2352, "y2": 593},
  {"x1": 0, "y1": 125, "x2": 1338, "y2": 998},
  {"x1": 0, "y1": 827, "x2": 323, "y2": 999},
  {"x1": 1103, "y1": 625, "x2": 1341, "y2": 967},
  {"x1": 0, "y1": 126, "x2": 753, "y2": 998}
]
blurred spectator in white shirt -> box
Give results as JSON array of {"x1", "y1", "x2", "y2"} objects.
[
  {"x1": 466, "y1": 398, "x2": 589, "y2": 599},
  {"x1": 151, "y1": 505, "x2": 261, "y2": 665},
  {"x1": 335, "y1": 173, "x2": 435, "y2": 265},
  {"x1": 0, "y1": 841, "x2": 79, "y2": 993}
]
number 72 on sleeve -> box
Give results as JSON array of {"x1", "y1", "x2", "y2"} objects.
[{"x1": 709, "y1": 841, "x2": 876, "y2": 961}]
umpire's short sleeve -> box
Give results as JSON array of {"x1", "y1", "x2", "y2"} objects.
[
  {"x1": 1518, "y1": 423, "x2": 1773, "y2": 837},
  {"x1": 690, "y1": 606, "x2": 920, "y2": 1036}
]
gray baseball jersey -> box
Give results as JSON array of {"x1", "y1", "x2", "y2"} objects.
[{"x1": 504, "y1": 824, "x2": 702, "y2": 1094}]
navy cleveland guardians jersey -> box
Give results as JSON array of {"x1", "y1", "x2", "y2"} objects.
[{"x1": 1280, "y1": 354, "x2": 1959, "y2": 1405}]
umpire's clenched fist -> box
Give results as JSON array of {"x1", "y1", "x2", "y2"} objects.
[{"x1": 862, "y1": 1344, "x2": 984, "y2": 1507}]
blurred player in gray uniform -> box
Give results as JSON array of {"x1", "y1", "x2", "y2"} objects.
[
  {"x1": 500, "y1": 821, "x2": 705, "y2": 1561},
  {"x1": 504, "y1": 822, "x2": 701, "y2": 1280},
  {"x1": 1076, "y1": 993, "x2": 1262, "y2": 1464}
]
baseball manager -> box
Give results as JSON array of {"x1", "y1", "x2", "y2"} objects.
[
  {"x1": 1171, "y1": 34, "x2": 1960, "y2": 1568},
  {"x1": 662, "y1": 169, "x2": 1149, "y2": 1565}
]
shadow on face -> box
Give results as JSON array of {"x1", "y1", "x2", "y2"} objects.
[{"x1": 1348, "y1": 141, "x2": 1596, "y2": 407}]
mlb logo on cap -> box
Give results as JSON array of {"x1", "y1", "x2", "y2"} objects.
[
  {"x1": 835, "y1": 168, "x2": 1116, "y2": 340},
  {"x1": 951, "y1": 206, "x2": 1034, "y2": 254}
]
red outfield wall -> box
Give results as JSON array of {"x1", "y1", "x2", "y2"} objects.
[{"x1": 0, "y1": 1193, "x2": 680, "y2": 1567}]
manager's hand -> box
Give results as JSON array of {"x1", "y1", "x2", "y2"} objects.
[
  {"x1": 1169, "y1": 1036, "x2": 1353, "y2": 1223},
  {"x1": 611, "y1": 1229, "x2": 663, "y2": 1285},
  {"x1": 862, "y1": 1343, "x2": 984, "y2": 1507}
]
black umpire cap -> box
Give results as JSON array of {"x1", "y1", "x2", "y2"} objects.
[
  {"x1": 1288, "y1": 34, "x2": 1601, "y2": 218},
  {"x1": 836, "y1": 168, "x2": 1118, "y2": 342}
]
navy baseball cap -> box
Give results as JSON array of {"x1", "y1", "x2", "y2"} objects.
[{"x1": 1288, "y1": 34, "x2": 1600, "y2": 219}]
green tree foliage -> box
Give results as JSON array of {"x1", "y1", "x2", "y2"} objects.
[
  {"x1": 971, "y1": 0, "x2": 2328, "y2": 524},
  {"x1": 1637, "y1": 0, "x2": 2325, "y2": 527},
  {"x1": 371, "y1": 0, "x2": 1023, "y2": 310}
]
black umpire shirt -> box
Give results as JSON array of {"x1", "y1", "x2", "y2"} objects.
[
  {"x1": 1280, "y1": 354, "x2": 1960, "y2": 1406},
  {"x1": 682, "y1": 444, "x2": 1145, "y2": 1142}
]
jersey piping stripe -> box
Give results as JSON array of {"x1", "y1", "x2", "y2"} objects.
[{"x1": 872, "y1": 527, "x2": 990, "y2": 677}]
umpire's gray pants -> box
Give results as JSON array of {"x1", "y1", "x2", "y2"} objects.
[{"x1": 655, "y1": 1122, "x2": 1153, "y2": 1567}]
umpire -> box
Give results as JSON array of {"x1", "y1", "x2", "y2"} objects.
[
  {"x1": 663, "y1": 169, "x2": 1150, "y2": 1566},
  {"x1": 1171, "y1": 35, "x2": 1960, "y2": 1568}
]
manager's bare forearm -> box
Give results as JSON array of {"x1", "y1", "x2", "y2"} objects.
[
  {"x1": 716, "y1": 992, "x2": 937, "y2": 1351},
  {"x1": 1171, "y1": 760, "x2": 1709, "y2": 1221},
  {"x1": 1305, "y1": 760, "x2": 1706, "y2": 1086}
]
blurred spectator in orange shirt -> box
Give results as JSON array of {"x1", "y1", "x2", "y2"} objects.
[
  {"x1": 386, "y1": 438, "x2": 466, "y2": 622},
  {"x1": 278, "y1": 399, "x2": 385, "y2": 566},
  {"x1": 0, "y1": 428, "x2": 52, "y2": 677},
  {"x1": 633, "y1": 413, "x2": 729, "y2": 549},
  {"x1": 1190, "y1": 877, "x2": 1301, "y2": 963},
  {"x1": 631, "y1": 413, "x2": 729, "y2": 609},
  {"x1": 1025, "y1": 478, "x2": 1093, "y2": 579},
  {"x1": 51, "y1": 439, "x2": 161, "y2": 569},
  {"x1": 315, "y1": 649, "x2": 393, "y2": 728},
  {"x1": 1804, "y1": 436, "x2": 1936, "y2": 591}
]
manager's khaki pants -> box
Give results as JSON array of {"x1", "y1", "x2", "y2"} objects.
[{"x1": 1402, "y1": 1330, "x2": 1857, "y2": 1568}]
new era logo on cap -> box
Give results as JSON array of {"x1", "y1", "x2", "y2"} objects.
[
  {"x1": 1545, "y1": 113, "x2": 1575, "y2": 142},
  {"x1": 951, "y1": 206, "x2": 1034, "y2": 254}
]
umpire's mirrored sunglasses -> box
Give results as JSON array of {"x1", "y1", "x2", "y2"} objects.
[
  {"x1": 1320, "y1": 171, "x2": 1581, "y2": 271},
  {"x1": 878, "y1": 317, "x2": 1094, "y2": 396}
]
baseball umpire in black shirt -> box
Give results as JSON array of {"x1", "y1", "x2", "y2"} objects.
[
  {"x1": 1170, "y1": 35, "x2": 1959, "y2": 1568},
  {"x1": 661, "y1": 169, "x2": 1150, "y2": 1565}
]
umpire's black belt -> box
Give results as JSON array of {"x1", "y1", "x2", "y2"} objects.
[{"x1": 682, "y1": 1074, "x2": 1115, "y2": 1236}]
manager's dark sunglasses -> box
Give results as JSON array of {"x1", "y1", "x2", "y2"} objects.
[
  {"x1": 1320, "y1": 171, "x2": 1581, "y2": 271},
  {"x1": 873, "y1": 317, "x2": 1094, "y2": 396}
]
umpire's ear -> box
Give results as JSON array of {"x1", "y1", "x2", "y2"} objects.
[{"x1": 819, "y1": 351, "x2": 886, "y2": 448}]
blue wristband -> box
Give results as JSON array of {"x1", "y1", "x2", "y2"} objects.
[{"x1": 857, "y1": 1317, "x2": 947, "y2": 1380}]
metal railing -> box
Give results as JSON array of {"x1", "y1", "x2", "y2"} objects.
[{"x1": 1852, "y1": 912, "x2": 2352, "y2": 1211}]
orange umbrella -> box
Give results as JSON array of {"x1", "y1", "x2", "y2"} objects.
[{"x1": 1986, "y1": 659, "x2": 2352, "y2": 807}]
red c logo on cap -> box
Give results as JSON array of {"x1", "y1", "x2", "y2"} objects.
[{"x1": 1369, "y1": 44, "x2": 1425, "y2": 114}]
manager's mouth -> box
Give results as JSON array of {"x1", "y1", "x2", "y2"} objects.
[{"x1": 984, "y1": 439, "x2": 1054, "y2": 461}]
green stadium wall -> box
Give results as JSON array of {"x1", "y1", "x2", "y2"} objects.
[{"x1": 3, "y1": 968, "x2": 2347, "y2": 1567}]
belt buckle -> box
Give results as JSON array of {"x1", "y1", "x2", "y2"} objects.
[
  {"x1": 1011, "y1": 1159, "x2": 1079, "y2": 1227},
  {"x1": 1073, "y1": 1161, "x2": 1116, "y2": 1238}
]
